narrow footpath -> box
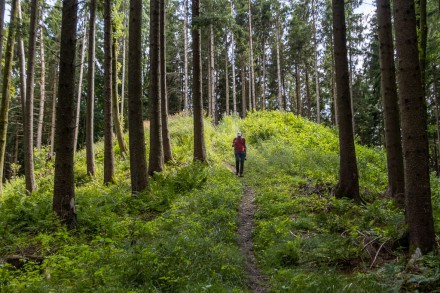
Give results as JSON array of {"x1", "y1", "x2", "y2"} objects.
[{"x1": 225, "y1": 163, "x2": 268, "y2": 293}]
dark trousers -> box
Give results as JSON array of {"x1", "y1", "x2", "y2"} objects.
[{"x1": 235, "y1": 152, "x2": 245, "y2": 175}]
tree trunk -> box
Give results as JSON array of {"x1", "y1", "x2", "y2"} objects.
[
  {"x1": 276, "y1": 16, "x2": 283, "y2": 110},
  {"x1": 149, "y1": 0, "x2": 164, "y2": 175},
  {"x1": 231, "y1": 2, "x2": 237, "y2": 115},
  {"x1": 225, "y1": 33, "x2": 229, "y2": 115},
  {"x1": 86, "y1": 0, "x2": 96, "y2": 176},
  {"x1": 73, "y1": 18, "x2": 87, "y2": 153},
  {"x1": 17, "y1": 0, "x2": 26, "y2": 117},
  {"x1": 332, "y1": 0, "x2": 359, "y2": 201},
  {"x1": 120, "y1": 10, "x2": 127, "y2": 116},
  {"x1": 0, "y1": 0, "x2": 18, "y2": 193},
  {"x1": 419, "y1": 0, "x2": 427, "y2": 93},
  {"x1": 160, "y1": 0, "x2": 172, "y2": 162},
  {"x1": 348, "y1": 41, "x2": 355, "y2": 136},
  {"x1": 24, "y1": 0, "x2": 39, "y2": 193},
  {"x1": 434, "y1": 65, "x2": 440, "y2": 176},
  {"x1": 192, "y1": 0, "x2": 206, "y2": 162},
  {"x1": 207, "y1": 41, "x2": 212, "y2": 117},
  {"x1": 295, "y1": 63, "x2": 301, "y2": 116},
  {"x1": 112, "y1": 39, "x2": 128, "y2": 156},
  {"x1": 393, "y1": 0, "x2": 435, "y2": 254},
  {"x1": 53, "y1": 0, "x2": 78, "y2": 228},
  {"x1": 313, "y1": 0, "x2": 320, "y2": 123},
  {"x1": 0, "y1": 0, "x2": 5, "y2": 79},
  {"x1": 183, "y1": 0, "x2": 189, "y2": 111},
  {"x1": 128, "y1": 0, "x2": 149, "y2": 192},
  {"x1": 331, "y1": 37, "x2": 337, "y2": 126},
  {"x1": 248, "y1": 0, "x2": 255, "y2": 110},
  {"x1": 305, "y1": 65, "x2": 311, "y2": 119},
  {"x1": 36, "y1": 27, "x2": 46, "y2": 150},
  {"x1": 49, "y1": 65, "x2": 57, "y2": 159},
  {"x1": 282, "y1": 73, "x2": 287, "y2": 111},
  {"x1": 231, "y1": 36, "x2": 237, "y2": 115},
  {"x1": 104, "y1": 0, "x2": 115, "y2": 184},
  {"x1": 261, "y1": 39, "x2": 266, "y2": 110},
  {"x1": 206, "y1": 29, "x2": 211, "y2": 116},
  {"x1": 376, "y1": 0, "x2": 404, "y2": 204},
  {"x1": 13, "y1": 120, "x2": 19, "y2": 166},
  {"x1": 209, "y1": 24, "x2": 217, "y2": 124},
  {"x1": 241, "y1": 60, "x2": 247, "y2": 118}
]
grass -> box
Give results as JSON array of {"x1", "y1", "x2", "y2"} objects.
[
  {"x1": 236, "y1": 111, "x2": 440, "y2": 292},
  {"x1": 0, "y1": 113, "x2": 247, "y2": 292},
  {"x1": 1, "y1": 110, "x2": 440, "y2": 292}
]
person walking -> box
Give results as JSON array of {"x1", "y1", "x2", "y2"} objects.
[{"x1": 232, "y1": 132, "x2": 246, "y2": 177}]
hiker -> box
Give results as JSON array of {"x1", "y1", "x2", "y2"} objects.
[{"x1": 232, "y1": 132, "x2": 246, "y2": 177}]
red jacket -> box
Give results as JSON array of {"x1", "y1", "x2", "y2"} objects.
[{"x1": 233, "y1": 137, "x2": 246, "y2": 152}]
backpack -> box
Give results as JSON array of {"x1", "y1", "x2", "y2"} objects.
[{"x1": 233, "y1": 137, "x2": 246, "y2": 152}]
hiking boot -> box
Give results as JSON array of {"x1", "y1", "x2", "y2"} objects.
[{"x1": 239, "y1": 174, "x2": 243, "y2": 177}]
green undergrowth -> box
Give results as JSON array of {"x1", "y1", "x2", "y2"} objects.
[
  {"x1": 0, "y1": 113, "x2": 246, "y2": 292},
  {"x1": 231, "y1": 111, "x2": 440, "y2": 292},
  {"x1": 2, "y1": 111, "x2": 440, "y2": 292}
]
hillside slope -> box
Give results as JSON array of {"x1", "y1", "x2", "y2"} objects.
[{"x1": 1, "y1": 111, "x2": 439, "y2": 292}]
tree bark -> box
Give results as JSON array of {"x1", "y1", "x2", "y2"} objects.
[
  {"x1": 312, "y1": 0, "x2": 320, "y2": 123},
  {"x1": 434, "y1": 65, "x2": 440, "y2": 176},
  {"x1": 241, "y1": 60, "x2": 247, "y2": 118},
  {"x1": 248, "y1": 0, "x2": 255, "y2": 110},
  {"x1": 209, "y1": 24, "x2": 217, "y2": 123},
  {"x1": 149, "y1": 0, "x2": 164, "y2": 175},
  {"x1": 207, "y1": 41, "x2": 212, "y2": 116},
  {"x1": 261, "y1": 39, "x2": 266, "y2": 110},
  {"x1": 225, "y1": 33, "x2": 230, "y2": 115},
  {"x1": 53, "y1": 0, "x2": 78, "y2": 228},
  {"x1": 305, "y1": 65, "x2": 311, "y2": 119},
  {"x1": 120, "y1": 7, "x2": 127, "y2": 116},
  {"x1": 0, "y1": 0, "x2": 18, "y2": 193},
  {"x1": 231, "y1": 1, "x2": 237, "y2": 115},
  {"x1": 17, "y1": 0, "x2": 26, "y2": 118},
  {"x1": 160, "y1": 0, "x2": 172, "y2": 162},
  {"x1": 128, "y1": 0, "x2": 148, "y2": 191},
  {"x1": 276, "y1": 15, "x2": 283, "y2": 110},
  {"x1": 231, "y1": 35, "x2": 237, "y2": 115},
  {"x1": 13, "y1": 120, "x2": 19, "y2": 167},
  {"x1": 104, "y1": 0, "x2": 115, "y2": 184},
  {"x1": 128, "y1": 0, "x2": 149, "y2": 192},
  {"x1": 419, "y1": 0, "x2": 427, "y2": 94},
  {"x1": 393, "y1": 0, "x2": 435, "y2": 253},
  {"x1": 192, "y1": 0, "x2": 206, "y2": 162},
  {"x1": 348, "y1": 40, "x2": 355, "y2": 136},
  {"x1": 24, "y1": 0, "x2": 39, "y2": 193},
  {"x1": 73, "y1": 18, "x2": 87, "y2": 153},
  {"x1": 0, "y1": 0, "x2": 5, "y2": 80},
  {"x1": 332, "y1": 0, "x2": 359, "y2": 201},
  {"x1": 86, "y1": 0, "x2": 96, "y2": 176},
  {"x1": 295, "y1": 63, "x2": 301, "y2": 116},
  {"x1": 183, "y1": 0, "x2": 189, "y2": 110},
  {"x1": 36, "y1": 27, "x2": 46, "y2": 150},
  {"x1": 112, "y1": 39, "x2": 128, "y2": 156},
  {"x1": 376, "y1": 0, "x2": 404, "y2": 204},
  {"x1": 331, "y1": 35, "x2": 337, "y2": 126},
  {"x1": 49, "y1": 65, "x2": 57, "y2": 159}
]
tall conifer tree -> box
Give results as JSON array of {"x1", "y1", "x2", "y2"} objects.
[
  {"x1": 53, "y1": 0, "x2": 78, "y2": 227},
  {"x1": 332, "y1": 0, "x2": 359, "y2": 201}
]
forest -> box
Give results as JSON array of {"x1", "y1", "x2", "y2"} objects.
[{"x1": 0, "y1": 0, "x2": 440, "y2": 291}]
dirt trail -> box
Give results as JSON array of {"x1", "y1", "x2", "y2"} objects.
[{"x1": 225, "y1": 163, "x2": 268, "y2": 293}]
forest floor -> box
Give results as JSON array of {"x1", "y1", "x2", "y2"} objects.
[
  {"x1": 224, "y1": 162, "x2": 268, "y2": 292},
  {"x1": 2, "y1": 112, "x2": 440, "y2": 292}
]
